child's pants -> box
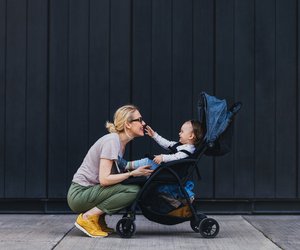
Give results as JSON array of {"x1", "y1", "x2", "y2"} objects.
[{"x1": 118, "y1": 156, "x2": 159, "y2": 171}]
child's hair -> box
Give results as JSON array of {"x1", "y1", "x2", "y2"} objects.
[
  {"x1": 106, "y1": 105, "x2": 139, "y2": 133},
  {"x1": 190, "y1": 120, "x2": 204, "y2": 147}
]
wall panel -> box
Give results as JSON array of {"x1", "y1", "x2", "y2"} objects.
[
  {"x1": 215, "y1": 0, "x2": 235, "y2": 198},
  {"x1": 131, "y1": 0, "x2": 152, "y2": 159},
  {"x1": 5, "y1": 0, "x2": 27, "y2": 197},
  {"x1": 151, "y1": 0, "x2": 172, "y2": 154},
  {"x1": 193, "y1": 0, "x2": 214, "y2": 198},
  {"x1": 67, "y1": 0, "x2": 90, "y2": 188},
  {"x1": 110, "y1": 0, "x2": 131, "y2": 114},
  {"x1": 89, "y1": 0, "x2": 110, "y2": 144},
  {"x1": 234, "y1": 0, "x2": 255, "y2": 198},
  {"x1": 48, "y1": 0, "x2": 69, "y2": 198},
  {"x1": 26, "y1": 0, "x2": 48, "y2": 197},
  {"x1": 275, "y1": 0, "x2": 297, "y2": 198},
  {"x1": 255, "y1": 0, "x2": 276, "y2": 198}
]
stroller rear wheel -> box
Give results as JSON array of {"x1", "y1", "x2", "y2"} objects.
[
  {"x1": 199, "y1": 218, "x2": 219, "y2": 238},
  {"x1": 116, "y1": 218, "x2": 136, "y2": 238}
]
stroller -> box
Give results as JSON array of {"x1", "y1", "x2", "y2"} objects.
[{"x1": 116, "y1": 92, "x2": 242, "y2": 238}]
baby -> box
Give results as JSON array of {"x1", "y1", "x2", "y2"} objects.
[{"x1": 118, "y1": 119, "x2": 203, "y2": 172}]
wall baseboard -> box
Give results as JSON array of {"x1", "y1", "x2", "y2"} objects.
[{"x1": 0, "y1": 199, "x2": 300, "y2": 214}]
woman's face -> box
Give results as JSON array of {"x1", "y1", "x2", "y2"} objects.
[{"x1": 128, "y1": 110, "x2": 146, "y2": 137}]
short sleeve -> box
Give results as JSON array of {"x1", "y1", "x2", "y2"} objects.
[{"x1": 99, "y1": 135, "x2": 120, "y2": 160}]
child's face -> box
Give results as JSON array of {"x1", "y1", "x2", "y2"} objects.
[{"x1": 178, "y1": 121, "x2": 194, "y2": 144}]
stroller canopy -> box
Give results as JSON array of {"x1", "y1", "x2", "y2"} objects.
[{"x1": 198, "y1": 92, "x2": 233, "y2": 143}]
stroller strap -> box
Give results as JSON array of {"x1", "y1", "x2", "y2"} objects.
[{"x1": 168, "y1": 142, "x2": 193, "y2": 157}]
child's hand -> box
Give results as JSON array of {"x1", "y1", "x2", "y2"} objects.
[
  {"x1": 153, "y1": 155, "x2": 163, "y2": 164},
  {"x1": 145, "y1": 125, "x2": 155, "y2": 137}
]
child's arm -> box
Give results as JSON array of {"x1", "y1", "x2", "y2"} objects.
[
  {"x1": 153, "y1": 133, "x2": 178, "y2": 150},
  {"x1": 153, "y1": 144, "x2": 195, "y2": 164},
  {"x1": 145, "y1": 126, "x2": 177, "y2": 150},
  {"x1": 153, "y1": 151, "x2": 190, "y2": 164}
]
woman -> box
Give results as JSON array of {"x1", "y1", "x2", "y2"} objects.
[{"x1": 67, "y1": 105, "x2": 153, "y2": 238}]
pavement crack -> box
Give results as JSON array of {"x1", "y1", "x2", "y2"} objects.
[
  {"x1": 242, "y1": 216, "x2": 283, "y2": 250},
  {"x1": 51, "y1": 225, "x2": 75, "y2": 250}
]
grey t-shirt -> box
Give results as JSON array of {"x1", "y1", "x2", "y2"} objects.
[{"x1": 72, "y1": 133, "x2": 122, "y2": 186}]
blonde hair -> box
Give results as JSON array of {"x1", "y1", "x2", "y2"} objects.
[{"x1": 106, "y1": 105, "x2": 139, "y2": 133}]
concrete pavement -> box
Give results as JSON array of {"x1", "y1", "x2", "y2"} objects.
[{"x1": 0, "y1": 214, "x2": 299, "y2": 250}]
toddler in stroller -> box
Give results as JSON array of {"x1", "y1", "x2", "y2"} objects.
[
  {"x1": 117, "y1": 120, "x2": 204, "y2": 215},
  {"x1": 116, "y1": 92, "x2": 242, "y2": 239},
  {"x1": 118, "y1": 120, "x2": 203, "y2": 172}
]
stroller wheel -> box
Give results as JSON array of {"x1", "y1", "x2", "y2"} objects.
[
  {"x1": 199, "y1": 218, "x2": 219, "y2": 238},
  {"x1": 116, "y1": 218, "x2": 136, "y2": 238}
]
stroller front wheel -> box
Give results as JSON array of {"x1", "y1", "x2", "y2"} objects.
[
  {"x1": 199, "y1": 218, "x2": 219, "y2": 238},
  {"x1": 116, "y1": 218, "x2": 136, "y2": 238}
]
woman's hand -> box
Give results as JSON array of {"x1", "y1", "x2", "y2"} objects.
[
  {"x1": 131, "y1": 165, "x2": 153, "y2": 177},
  {"x1": 145, "y1": 125, "x2": 155, "y2": 137}
]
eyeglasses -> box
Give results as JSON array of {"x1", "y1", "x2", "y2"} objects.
[{"x1": 130, "y1": 117, "x2": 143, "y2": 123}]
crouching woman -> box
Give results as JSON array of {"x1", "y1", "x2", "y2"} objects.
[{"x1": 67, "y1": 105, "x2": 153, "y2": 237}]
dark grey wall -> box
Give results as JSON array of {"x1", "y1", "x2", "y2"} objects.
[{"x1": 0, "y1": 0, "x2": 299, "y2": 207}]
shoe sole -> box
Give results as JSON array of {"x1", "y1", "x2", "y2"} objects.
[{"x1": 74, "y1": 222, "x2": 108, "y2": 238}]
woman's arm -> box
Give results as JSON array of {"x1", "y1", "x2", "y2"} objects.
[{"x1": 99, "y1": 158, "x2": 153, "y2": 187}]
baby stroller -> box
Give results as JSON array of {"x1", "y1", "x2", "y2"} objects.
[{"x1": 117, "y1": 92, "x2": 242, "y2": 238}]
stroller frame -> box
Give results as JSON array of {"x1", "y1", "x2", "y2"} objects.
[{"x1": 116, "y1": 99, "x2": 242, "y2": 239}]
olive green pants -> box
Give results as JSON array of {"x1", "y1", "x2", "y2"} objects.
[{"x1": 67, "y1": 182, "x2": 140, "y2": 215}]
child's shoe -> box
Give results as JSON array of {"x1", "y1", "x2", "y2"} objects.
[{"x1": 75, "y1": 214, "x2": 108, "y2": 238}]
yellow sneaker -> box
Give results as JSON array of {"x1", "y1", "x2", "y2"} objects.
[
  {"x1": 99, "y1": 214, "x2": 114, "y2": 234},
  {"x1": 75, "y1": 214, "x2": 108, "y2": 238}
]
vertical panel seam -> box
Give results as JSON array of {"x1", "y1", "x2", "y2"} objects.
[
  {"x1": 274, "y1": 0, "x2": 277, "y2": 198},
  {"x1": 253, "y1": 0, "x2": 256, "y2": 198},
  {"x1": 66, "y1": 0, "x2": 70, "y2": 193},
  {"x1": 192, "y1": 0, "x2": 194, "y2": 117},
  {"x1": 87, "y1": 0, "x2": 90, "y2": 149},
  {"x1": 3, "y1": 0, "x2": 7, "y2": 197},
  {"x1": 108, "y1": 0, "x2": 111, "y2": 117},
  {"x1": 130, "y1": 0, "x2": 133, "y2": 104},
  {"x1": 297, "y1": 0, "x2": 299, "y2": 198},
  {"x1": 213, "y1": 0, "x2": 216, "y2": 198},
  {"x1": 25, "y1": 0, "x2": 28, "y2": 196},
  {"x1": 171, "y1": 0, "x2": 173, "y2": 135},
  {"x1": 233, "y1": 0, "x2": 236, "y2": 198},
  {"x1": 130, "y1": 0, "x2": 133, "y2": 160},
  {"x1": 150, "y1": 0, "x2": 153, "y2": 154},
  {"x1": 46, "y1": 0, "x2": 50, "y2": 199}
]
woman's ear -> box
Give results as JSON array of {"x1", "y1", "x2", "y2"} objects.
[{"x1": 125, "y1": 121, "x2": 131, "y2": 129}]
